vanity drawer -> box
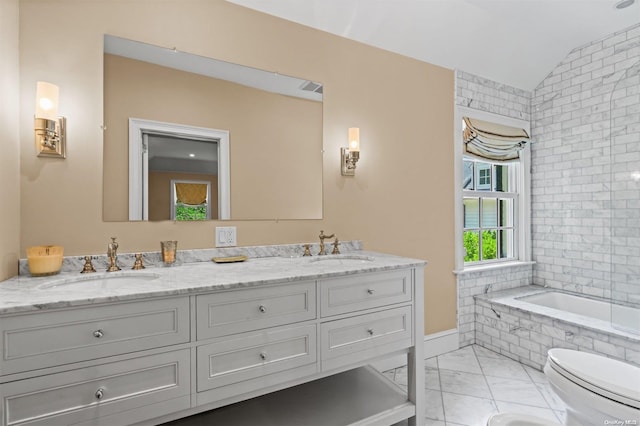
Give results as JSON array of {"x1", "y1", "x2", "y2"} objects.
[
  {"x1": 197, "y1": 324, "x2": 316, "y2": 392},
  {"x1": 0, "y1": 349, "x2": 190, "y2": 426},
  {"x1": 319, "y1": 269, "x2": 412, "y2": 317},
  {"x1": 320, "y1": 306, "x2": 412, "y2": 370},
  {"x1": 196, "y1": 281, "x2": 316, "y2": 339},
  {"x1": 0, "y1": 297, "x2": 190, "y2": 375}
]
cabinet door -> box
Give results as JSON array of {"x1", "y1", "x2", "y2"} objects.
[
  {"x1": 0, "y1": 297, "x2": 190, "y2": 375},
  {"x1": 0, "y1": 349, "x2": 190, "y2": 426},
  {"x1": 197, "y1": 324, "x2": 317, "y2": 392},
  {"x1": 196, "y1": 281, "x2": 316, "y2": 339},
  {"x1": 319, "y1": 269, "x2": 412, "y2": 317}
]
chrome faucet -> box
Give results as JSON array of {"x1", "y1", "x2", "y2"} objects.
[
  {"x1": 318, "y1": 230, "x2": 335, "y2": 255},
  {"x1": 107, "y1": 237, "x2": 121, "y2": 272}
]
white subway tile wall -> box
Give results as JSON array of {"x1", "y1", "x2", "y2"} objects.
[
  {"x1": 531, "y1": 23, "x2": 640, "y2": 304},
  {"x1": 456, "y1": 70, "x2": 532, "y2": 122}
]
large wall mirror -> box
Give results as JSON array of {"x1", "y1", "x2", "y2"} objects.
[{"x1": 102, "y1": 35, "x2": 323, "y2": 221}]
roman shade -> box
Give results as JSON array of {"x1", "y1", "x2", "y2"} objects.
[
  {"x1": 463, "y1": 117, "x2": 530, "y2": 161},
  {"x1": 175, "y1": 183, "x2": 207, "y2": 205}
]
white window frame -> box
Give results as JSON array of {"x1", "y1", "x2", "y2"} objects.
[{"x1": 454, "y1": 106, "x2": 531, "y2": 271}]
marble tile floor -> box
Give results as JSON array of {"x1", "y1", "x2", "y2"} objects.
[{"x1": 386, "y1": 345, "x2": 567, "y2": 426}]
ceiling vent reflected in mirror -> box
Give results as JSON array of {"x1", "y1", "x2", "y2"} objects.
[{"x1": 300, "y1": 80, "x2": 323, "y2": 94}]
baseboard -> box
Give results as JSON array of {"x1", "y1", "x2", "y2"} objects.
[
  {"x1": 371, "y1": 329, "x2": 459, "y2": 371},
  {"x1": 423, "y1": 328, "x2": 459, "y2": 359}
]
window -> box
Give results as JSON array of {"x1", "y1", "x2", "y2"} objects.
[
  {"x1": 463, "y1": 159, "x2": 517, "y2": 263},
  {"x1": 171, "y1": 180, "x2": 211, "y2": 221},
  {"x1": 456, "y1": 109, "x2": 531, "y2": 269}
]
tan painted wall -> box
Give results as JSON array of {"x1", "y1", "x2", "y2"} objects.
[
  {"x1": 148, "y1": 172, "x2": 218, "y2": 221},
  {"x1": 18, "y1": 0, "x2": 456, "y2": 334},
  {"x1": 0, "y1": 0, "x2": 20, "y2": 281},
  {"x1": 103, "y1": 54, "x2": 322, "y2": 221}
]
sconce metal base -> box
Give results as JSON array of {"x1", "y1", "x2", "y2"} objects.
[
  {"x1": 35, "y1": 116, "x2": 66, "y2": 158},
  {"x1": 341, "y1": 147, "x2": 359, "y2": 176}
]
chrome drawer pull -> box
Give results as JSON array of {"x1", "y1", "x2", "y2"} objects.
[
  {"x1": 95, "y1": 388, "x2": 105, "y2": 400},
  {"x1": 259, "y1": 352, "x2": 268, "y2": 361},
  {"x1": 367, "y1": 289, "x2": 375, "y2": 295},
  {"x1": 93, "y1": 329, "x2": 104, "y2": 338},
  {"x1": 258, "y1": 305, "x2": 267, "y2": 313},
  {"x1": 367, "y1": 328, "x2": 374, "y2": 336}
]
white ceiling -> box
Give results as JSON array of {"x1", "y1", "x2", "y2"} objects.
[{"x1": 226, "y1": 0, "x2": 639, "y2": 91}]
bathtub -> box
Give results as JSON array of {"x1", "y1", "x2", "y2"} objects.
[
  {"x1": 518, "y1": 291, "x2": 640, "y2": 334},
  {"x1": 474, "y1": 286, "x2": 640, "y2": 369}
]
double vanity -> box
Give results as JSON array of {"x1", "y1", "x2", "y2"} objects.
[{"x1": 0, "y1": 247, "x2": 426, "y2": 426}]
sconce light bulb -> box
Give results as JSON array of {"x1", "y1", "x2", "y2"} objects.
[
  {"x1": 35, "y1": 81, "x2": 59, "y2": 120},
  {"x1": 348, "y1": 127, "x2": 360, "y2": 152},
  {"x1": 189, "y1": 153, "x2": 195, "y2": 158},
  {"x1": 39, "y1": 98, "x2": 54, "y2": 111},
  {"x1": 631, "y1": 171, "x2": 640, "y2": 182}
]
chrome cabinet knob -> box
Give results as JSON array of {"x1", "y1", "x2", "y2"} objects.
[
  {"x1": 93, "y1": 329, "x2": 104, "y2": 338},
  {"x1": 258, "y1": 305, "x2": 267, "y2": 313},
  {"x1": 95, "y1": 388, "x2": 105, "y2": 400},
  {"x1": 367, "y1": 289, "x2": 375, "y2": 295},
  {"x1": 259, "y1": 352, "x2": 268, "y2": 361},
  {"x1": 367, "y1": 328, "x2": 374, "y2": 336}
]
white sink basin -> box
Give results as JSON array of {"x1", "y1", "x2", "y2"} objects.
[
  {"x1": 307, "y1": 254, "x2": 375, "y2": 265},
  {"x1": 38, "y1": 272, "x2": 161, "y2": 290}
]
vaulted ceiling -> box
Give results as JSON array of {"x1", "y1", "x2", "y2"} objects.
[{"x1": 227, "y1": 0, "x2": 639, "y2": 91}]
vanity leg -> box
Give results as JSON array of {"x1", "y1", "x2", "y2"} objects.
[{"x1": 408, "y1": 268, "x2": 425, "y2": 426}]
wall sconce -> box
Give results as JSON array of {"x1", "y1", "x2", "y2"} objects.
[
  {"x1": 35, "y1": 81, "x2": 66, "y2": 158},
  {"x1": 341, "y1": 127, "x2": 360, "y2": 176}
]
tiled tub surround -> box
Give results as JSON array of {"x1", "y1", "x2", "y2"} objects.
[
  {"x1": 475, "y1": 286, "x2": 640, "y2": 370},
  {"x1": 457, "y1": 263, "x2": 534, "y2": 347},
  {"x1": 0, "y1": 247, "x2": 426, "y2": 426},
  {"x1": 17, "y1": 240, "x2": 363, "y2": 276}
]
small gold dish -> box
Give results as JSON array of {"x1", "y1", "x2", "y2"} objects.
[
  {"x1": 27, "y1": 245, "x2": 64, "y2": 276},
  {"x1": 212, "y1": 255, "x2": 248, "y2": 263}
]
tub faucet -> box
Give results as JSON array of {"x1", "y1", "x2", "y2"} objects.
[
  {"x1": 318, "y1": 230, "x2": 335, "y2": 255},
  {"x1": 107, "y1": 237, "x2": 121, "y2": 272}
]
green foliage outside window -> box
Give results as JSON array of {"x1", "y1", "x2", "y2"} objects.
[
  {"x1": 176, "y1": 204, "x2": 207, "y2": 221},
  {"x1": 463, "y1": 230, "x2": 497, "y2": 262}
]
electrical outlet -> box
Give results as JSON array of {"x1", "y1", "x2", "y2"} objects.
[{"x1": 215, "y1": 226, "x2": 237, "y2": 247}]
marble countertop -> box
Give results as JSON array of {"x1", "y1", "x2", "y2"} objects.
[{"x1": 0, "y1": 251, "x2": 426, "y2": 315}]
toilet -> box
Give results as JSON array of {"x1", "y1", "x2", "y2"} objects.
[
  {"x1": 544, "y1": 348, "x2": 640, "y2": 425},
  {"x1": 487, "y1": 413, "x2": 560, "y2": 426}
]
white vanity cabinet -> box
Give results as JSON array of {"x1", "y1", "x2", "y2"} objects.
[
  {"x1": 0, "y1": 297, "x2": 192, "y2": 426},
  {"x1": 0, "y1": 261, "x2": 424, "y2": 426}
]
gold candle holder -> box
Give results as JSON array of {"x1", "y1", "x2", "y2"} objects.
[{"x1": 160, "y1": 241, "x2": 178, "y2": 265}]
